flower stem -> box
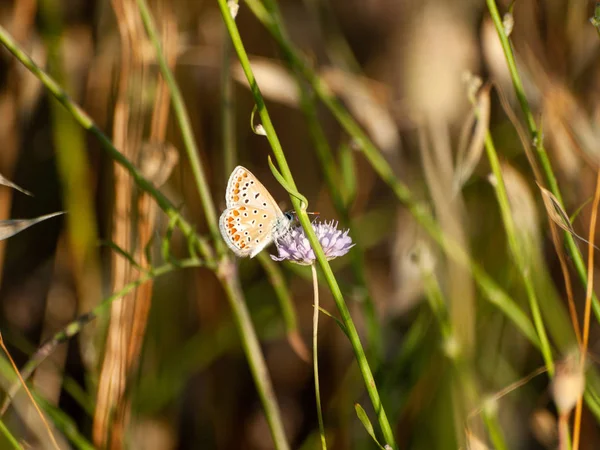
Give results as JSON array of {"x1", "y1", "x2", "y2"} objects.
[
  {"x1": 216, "y1": 1, "x2": 398, "y2": 447},
  {"x1": 312, "y1": 264, "x2": 327, "y2": 450}
]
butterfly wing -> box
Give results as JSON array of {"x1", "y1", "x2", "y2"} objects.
[
  {"x1": 219, "y1": 205, "x2": 284, "y2": 258},
  {"x1": 225, "y1": 166, "x2": 284, "y2": 213},
  {"x1": 220, "y1": 166, "x2": 288, "y2": 258}
]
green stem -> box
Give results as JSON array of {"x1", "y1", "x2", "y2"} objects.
[
  {"x1": 217, "y1": 1, "x2": 398, "y2": 447},
  {"x1": 136, "y1": 0, "x2": 224, "y2": 255},
  {"x1": 218, "y1": 260, "x2": 291, "y2": 450},
  {"x1": 258, "y1": 253, "x2": 301, "y2": 341},
  {"x1": 485, "y1": 0, "x2": 600, "y2": 325},
  {"x1": 221, "y1": 24, "x2": 237, "y2": 179},
  {"x1": 0, "y1": 24, "x2": 214, "y2": 265},
  {"x1": 0, "y1": 420, "x2": 21, "y2": 449},
  {"x1": 137, "y1": 3, "x2": 291, "y2": 448},
  {"x1": 482, "y1": 407, "x2": 509, "y2": 450},
  {"x1": 242, "y1": 0, "x2": 540, "y2": 350},
  {"x1": 0, "y1": 259, "x2": 204, "y2": 415},
  {"x1": 483, "y1": 131, "x2": 554, "y2": 375},
  {"x1": 295, "y1": 58, "x2": 382, "y2": 363},
  {"x1": 312, "y1": 264, "x2": 327, "y2": 450}
]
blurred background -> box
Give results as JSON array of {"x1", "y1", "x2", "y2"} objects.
[{"x1": 1, "y1": 0, "x2": 600, "y2": 448}]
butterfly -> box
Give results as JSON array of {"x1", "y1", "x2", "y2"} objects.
[{"x1": 219, "y1": 166, "x2": 293, "y2": 258}]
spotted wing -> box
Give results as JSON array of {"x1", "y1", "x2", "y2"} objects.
[
  {"x1": 225, "y1": 166, "x2": 284, "y2": 214},
  {"x1": 219, "y1": 205, "x2": 281, "y2": 258}
]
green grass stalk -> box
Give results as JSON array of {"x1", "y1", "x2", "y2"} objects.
[
  {"x1": 217, "y1": 1, "x2": 398, "y2": 447},
  {"x1": 135, "y1": 0, "x2": 224, "y2": 255},
  {"x1": 218, "y1": 22, "x2": 306, "y2": 362},
  {"x1": 483, "y1": 131, "x2": 554, "y2": 375},
  {"x1": 217, "y1": 266, "x2": 291, "y2": 450},
  {"x1": 242, "y1": 0, "x2": 540, "y2": 349},
  {"x1": 311, "y1": 264, "x2": 327, "y2": 449},
  {"x1": 0, "y1": 419, "x2": 20, "y2": 449},
  {"x1": 482, "y1": 407, "x2": 509, "y2": 450},
  {"x1": 136, "y1": 3, "x2": 292, "y2": 447},
  {"x1": 1, "y1": 259, "x2": 204, "y2": 414},
  {"x1": 0, "y1": 24, "x2": 213, "y2": 263},
  {"x1": 296, "y1": 73, "x2": 382, "y2": 363},
  {"x1": 485, "y1": 0, "x2": 600, "y2": 324}
]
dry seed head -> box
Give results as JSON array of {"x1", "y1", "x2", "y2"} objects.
[
  {"x1": 227, "y1": 0, "x2": 239, "y2": 19},
  {"x1": 550, "y1": 355, "x2": 585, "y2": 415},
  {"x1": 502, "y1": 13, "x2": 514, "y2": 37},
  {"x1": 442, "y1": 334, "x2": 461, "y2": 360},
  {"x1": 482, "y1": 395, "x2": 498, "y2": 417},
  {"x1": 466, "y1": 432, "x2": 490, "y2": 450},
  {"x1": 530, "y1": 409, "x2": 558, "y2": 448}
]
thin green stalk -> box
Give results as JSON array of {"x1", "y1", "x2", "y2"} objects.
[
  {"x1": 257, "y1": 253, "x2": 305, "y2": 351},
  {"x1": 242, "y1": 0, "x2": 540, "y2": 350},
  {"x1": 482, "y1": 408, "x2": 509, "y2": 450},
  {"x1": 222, "y1": 22, "x2": 237, "y2": 181},
  {"x1": 0, "y1": 419, "x2": 20, "y2": 449},
  {"x1": 311, "y1": 264, "x2": 327, "y2": 450},
  {"x1": 422, "y1": 269, "x2": 507, "y2": 449},
  {"x1": 219, "y1": 23, "x2": 305, "y2": 361},
  {"x1": 217, "y1": 2, "x2": 398, "y2": 448},
  {"x1": 218, "y1": 262, "x2": 291, "y2": 450},
  {"x1": 220, "y1": 3, "x2": 397, "y2": 448},
  {"x1": 135, "y1": 0, "x2": 224, "y2": 255},
  {"x1": 0, "y1": 24, "x2": 213, "y2": 264},
  {"x1": 0, "y1": 259, "x2": 204, "y2": 415},
  {"x1": 297, "y1": 74, "x2": 382, "y2": 363},
  {"x1": 485, "y1": 0, "x2": 600, "y2": 325},
  {"x1": 483, "y1": 131, "x2": 554, "y2": 375},
  {"x1": 35, "y1": 396, "x2": 95, "y2": 450}
]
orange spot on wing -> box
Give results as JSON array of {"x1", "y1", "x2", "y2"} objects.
[
  {"x1": 233, "y1": 210, "x2": 240, "y2": 216},
  {"x1": 234, "y1": 235, "x2": 240, "y2": 241},
  {"x1": 233, "y1": 196, "x2": 239, "y2": 202}
]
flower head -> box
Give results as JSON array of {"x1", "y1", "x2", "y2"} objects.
[{"x1": 271, "y1": 220, "x2": 354, "y2": 265}]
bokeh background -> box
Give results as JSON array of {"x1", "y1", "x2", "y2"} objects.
[{"x1": 1, "y1": 0, "x2": 600, "y2": 448}]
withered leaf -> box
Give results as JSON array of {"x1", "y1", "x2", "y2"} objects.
[
  {"x1": 0, "y1": 212, "x2": 65, "y2": 241},
  {"x1": 453, "y1": 84, "x2": 491, "y2": 193},
  {"x1": 0, "y1": 173, "x2": 32, "y2": 196},
  {"x1": 538, "y1": 184, "x2": 599, "y2": 250}
]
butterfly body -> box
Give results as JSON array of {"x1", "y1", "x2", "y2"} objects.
[{"x1": 219, "y1": 166, "x2": 292, "y2": 258}]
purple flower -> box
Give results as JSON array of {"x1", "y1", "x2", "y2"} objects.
[{"x1": 271, "y1": 220, "x2": 354, "y2": 265}]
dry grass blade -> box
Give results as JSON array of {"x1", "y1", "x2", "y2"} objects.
[
  {"x1": 0, "y1": 173, "x2": 32, "y2": 196},
  {"x1": 468, "y1": 366, "x2": 548, "y2": 421},
  {"x1": 453, "y1": 82, "x2": 491, "y2": 194},
  {"x1": 572, "y1": 170, "x2": 600, "y2": 450},
  {"x1": 0, "y1": 212, "x2": 65, "y2": 241},
  {"x1": 232, "y1": 56, "x2": 299, "y2": 108},
  {"x1": 138, "y1": 141, "x2": 179, "y2": 187},
  {"x1": 537, "y1": 184, "x2": 599, "y2": 250},
  {"x1": 320, "y1": 67, "x2": 400, "y2": 155},
  {"x1": 94, "y1": 0, "x2": 140, "y2": 445},
  {"x1": 0, "y1": 332, "x2": 60, "y2": 450}
]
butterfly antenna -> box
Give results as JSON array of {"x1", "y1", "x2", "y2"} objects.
[{"x1": 307, "y1": 211, "x2": 320, "y2": 223}]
